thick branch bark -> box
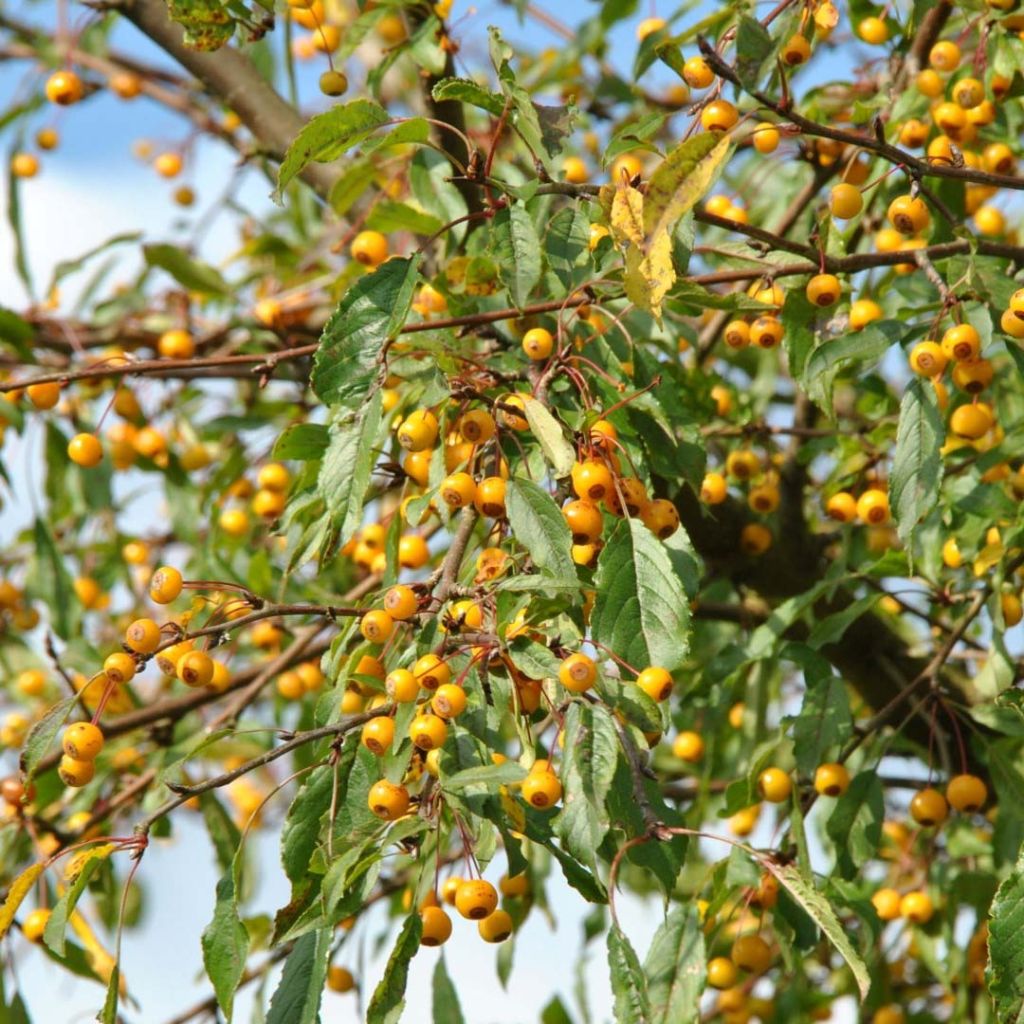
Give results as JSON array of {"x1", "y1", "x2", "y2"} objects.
[{"x1": 117, "y1": 0, "x2": 337, "y2": 198}]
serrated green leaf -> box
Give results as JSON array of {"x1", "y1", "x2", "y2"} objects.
[
  {"x1": 762, "y1": 861, "x2": 872, "y2": 1000},
  {"x1": 825, "y1": 771, "x2": 884, "y2": 878},
  {"x1": 735, "y1": 15, "x2": 775, "y2": 86},
  {"x1": 273, "y1": 423, "x2": 330, "y2": 461},
  {"x1": 783, "y1": 645, "x2": 853, "y2": 776},
  {"x1": 366, "y1": 201, "x2": 444, "y2": 237},
  {"x1": 608, "y1": 926, "x2": 651, "y2": 1024},
  {"x1": 431, "y1": 77, "x2": 505, "y2": 116},
  {"x1": 592, "y1": 518, "x2": 691, "y2": 672},
  {"x1": 432, "y1": 957, "x2": 466, "y2": 1024},
  {"x1": 31, "y1": 518, "x2": 77, "y2": 640},
  {"x1": 506, "y1": 636, "x2": 561, "y2": 680},
  {"x1": 199, "y1": 792, "x2": 242, "y2": 875},
  {"x1": 19, "y1": 696, "x2": 76, "y2": 782},
  {"x1": 275, "y1": 100, "x2": 390, "y2": 201},
  {"x1": 557, "y1": 701, "x2": 619, "y2": 867},
  {"x1": 492, "y1": 203, "x2": 542, "y2": 309},
  {"x1": 644, "y1": 905, "x2": 705, "y2": 1024},
  {"x1": 98, "y1": 963, "x2": 120, "y2": 1024},
  {"x1": 318, "y1": 390, "x2": 384, "y2": 549},
  {"x1": 803, "y1": 323, "x2": 900, "y2": 412},
  {"x1": 312, "y1": 256, "x2": 421, "y2": 407},
  {"x1": 266, "y1": 927, "x2": 331, "y2": 1024},
  {"x1": 201, "y1": 874, "x2": 249, "y2": 1019},
  {"x1": 367, "y1": 914, "x2": 422, "y2": 1024},
  {"x1": 505, "y1": 478, "x2": 577, "y2": 582},
  {"x1": 890, "y1": 379, "x2": 944, "y2": 550},
  {"x1": 281, "y1": 764, "x2": 333, "y2": 883},
  {"x1": 988, "y1": 844, "x2": 1024, "y2": 1022},
  {"x1": 522, "y1": 397, "x2": 574, "y2": 478},
  {"x1": 443, "y1": 762, "x2": 528, "y2": 793}
]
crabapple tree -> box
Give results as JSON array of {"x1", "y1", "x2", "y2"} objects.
[{"x1": 2, "y1": 0, "x2": 1024, "y2": 1022}]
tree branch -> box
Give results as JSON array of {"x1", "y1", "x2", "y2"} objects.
[{"x1": 115, "y1": 0, "x2": 338, "y2": 198}]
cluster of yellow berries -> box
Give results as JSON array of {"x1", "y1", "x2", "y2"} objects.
[
  {"x1": 700, "y1": 448, "x2": 782, "y2": 555},
  {"x1": 411, "y1": 873, "x2": 524, "y2": 948}
]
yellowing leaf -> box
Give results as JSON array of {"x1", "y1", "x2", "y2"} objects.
[
  {"x1": 0, "y1": 862, "x2": 45, "y2": 939},
  {"x1": 500, "y1": 788, "x2": 527, "y2": 834},
  {"x1": 63, "y1": 843, "x2": 117, "y2": 883},
  {"x1": 643, "y1": 132, "x2": 731, "y2": 246},
  {"x1": 610, "y1": 179, "x2": 645, "y2": 248},
  {"x1": 624, "y1": 229, "x2": 675, "y2": 320},
  {"x1": 610, "y1": 134, "x2": 731, "y2": 321},
  {"x1": 974, "y1": 539, "x2": 1004, "y2": 577},
  {"x1": 70, "y1": 909, "x2": 126, "y2": 992}
]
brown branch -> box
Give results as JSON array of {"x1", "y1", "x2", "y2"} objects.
[
  {"x1": 698, "y1": 38, "x2": 1024, "y2": 193},
  {"x1": 1, "y1": 296, "x2": 591, "y2": 392},
  {"x1": 115, "y1": 0, "x2": 338, "y2": 198}
]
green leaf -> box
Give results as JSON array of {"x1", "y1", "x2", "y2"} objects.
[
  {"x1": 201, "y1": 874, "x2": 250, "y2": 1019},
  {"x1": 443, "y1": 762, "x2": 528, "y2": 793},
  {"x1": 782, "y1": 645, "x2": 853, "y2": 776},
  {"x1": 98, "y1": 964, "x2": 120, "y2": 1024},
  {"x1": 167, "y1": 0, "x2": 233, "y2": 49},
  {"x1": 143, "y1": 243, "x2": 230, "y2": 296},
  {"x1": 19, "y1": 696, "x2": 76, "y2": 782},
  {"x1": 547, "y1": 204, "x2": 591, "y2": 285},
  {"x1": 557, "y1": 701, "x2": 620, "y2": 867},
  {"x1": 31, "y1": 518, "x2": 77, "y2": 640},
  {"x1": 43, "y1": 844, "x2": 117, "y2": 956},
  {"x1": 48, "y1": 231, "x2": 141, "y2": 297},
  {"x1": 312, "y1": 255, "x2": 421, "y2": 407},
  {"x1": 592, "y1": 518, "x2": 691, "y2": 673},
  {"x1": 607, "y1": 926, "x2": 651, "y2": 1024},
  {"x1": 505, "y1": 478, "x2": 577, "y2": 582},
  {"x1": 275, "y1": 100, "x2": 390, "y2": 200},
  {"x1": 806, "y1": 593, "x2": 882, "y2": 649},
  {"x1": 541, "y1": 996, "x2": 575, "y2": 1024},
  {"x1": 506, "y1": 636, "x2": 561, "y2": 680},
  {"x1": 735, "y1": 15, "x2": 775, "y2": 86},
  {"x1": 492, "y1": 203, "x2": 542, "y2": 308},
  {"x1": 432, "y1": 957, "x2": 466, "y2": 1024},
  {"x1": 890, "y1": 379, "x2": 944, "y2": 549},
  {"x1": 763, "y1": 861, "x2": 872, "y2": 1000},
  {"x1": 522, "y1": 397, "x2": 574, "y2": 479},
  {"x1": 367, "y1": 914, "x2": 422, "y2": 1024},
  {"x1": 803, "y1": 323, "x2": 899, "y2": 412},
  {"x1": 317, "y1": 391, "x2": 384, "y2": 549},
  {"x1": 987, "y1": 844, "x2": 1024, "y2": 1023},
  {"x1": 825, "y1": 771, "x2": 884, "y2": 878},
  {"x1": 0, "y1": 306, "x2": 33, "y2": 356},
  {"x1": 199, "y1": 792, "x2": 242, "y2": 874},
  {"x1": 644, "y1": 905, "x2": 706, "y2": 1024},
  {"x1": 7, "y1": 145, "x2": 33, "y2": 298},
  {"x1": 266, "y1": 927, "x2": 332, "y2": 1024},
  {"x1": 281, "y1": 764, "x2": 333, "y2": 883},
  {"x1": 431, "y1": 77, "x2": 505, "y2": 117},
  {"x1": 489, "y1": 27, "x2": 575, "y2": 169},
  {"x1": 273, "y1": 423, "x2": 329, "y2": 461},
  {"x1": 604, "y1": 111, "x2": 666, "y2": 167},
  {"x1": 410, "y1": 150, "x2": 468, "y2": 246},
  {"x1": 366, "y1": 201, "x2": 444, "y2": 237}
]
